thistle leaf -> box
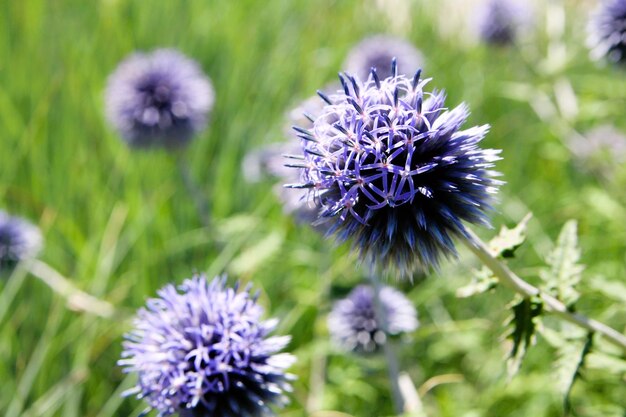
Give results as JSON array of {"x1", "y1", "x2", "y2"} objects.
[
  {"x1": 488, "y1": 213, "x2": 532, "y2": 258},
  {"x1": 540, "y1": 220, "x2": 584, "y2": 308},
  {"x1": 541, "y1": 325, "x2": 592, "y2": 412},
  {"x1": 503, "y1": 295, "x2": 543, "y2": 378},
  {"x1": 456, "y1": 267, "x2": 497, "y2": 298}
]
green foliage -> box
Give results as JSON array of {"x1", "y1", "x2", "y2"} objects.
[
  {"x1": 540, "y1": 220, "x2": 584, "y2": 308},
  {"x1": 503, "y1": 296, "x2": 543, "y2": 378}
]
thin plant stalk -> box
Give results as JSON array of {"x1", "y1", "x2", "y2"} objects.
[
  {"x1": 175, "y1": 152, "x2": 211, "y2": 228},
  {"x1": 368, "y1": 271, "x2": 405, "y2": 414},
  {"x1": 461, "y1": 227, "x2": 626, "y2": 352}
]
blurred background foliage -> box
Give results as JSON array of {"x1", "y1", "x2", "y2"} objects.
[{"x1": 1, "y1": 0, "x2": 625, "y2": 416}]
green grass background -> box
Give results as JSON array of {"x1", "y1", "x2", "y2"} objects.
[{"x1": 1, "y1": 0, "x2": 626, "y2": 416}]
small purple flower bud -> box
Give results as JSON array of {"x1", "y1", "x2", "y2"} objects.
[
  {"x1": 328, "y1": 284, "x2": 418, "y2": 353},
  {"x1": 0, "y1": 211, "x2": 42, "y2": 271}
]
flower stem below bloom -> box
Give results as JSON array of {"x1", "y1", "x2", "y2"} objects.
[{"x1": 461, "y1": 227, "x2": 626, "y2": 352}]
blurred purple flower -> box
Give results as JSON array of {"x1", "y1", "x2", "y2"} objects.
[
  {"x1": 589, "y1": 0, "x2": 626, "y2": 64},
  {"x1": 286, "y1": 61, "x2": 501, "y2": 276},
  {"x1": 477, "y1": 0, "x2": 530, "y2": 46},
  {"x1": 0, "y1": 211, "x2": 42, "y2": 270},
  {"x1": 105, "y1": 49, "x2": 214, "y2": 148},
  {"x1": 328, "y1": 284, "x2": 418, "y2": 353},
  {"x1": 343, "y1": 35, "x2": 423, "y2": 80},
  {"x1": 119, "y1": 275, "x2": 295, "y2": 417},
  {"x1": 569, "y1": 124, "x2": 626, "y2": 177}
]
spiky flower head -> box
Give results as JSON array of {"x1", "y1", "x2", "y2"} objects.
[
  {"x1": 119, "y1": 275, "x2": 295, "y2": 417},
  {"x1": 343, "y1": 35, "x2": 423, "y2": 80},
  {"x1": 328, "y1": 284, "x2": 418, "y2": 352},
  {"x1": 477, "y1": 0, "x2": 529, "y2": 45},
  {"x1": 286, "y1": 61, "x2": 501, "y2": 276},
  {"x1": 105, "y1": 49, "x2": 214, "y2": 148},
  {"x1": 588, "y1": 0, "x2": 626, "y2": 64},
  {"x1": 0, "y1": 211, "x2": 43, "y2": 271}
]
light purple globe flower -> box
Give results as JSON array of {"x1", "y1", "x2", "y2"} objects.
[
  {"x1": 105, "y1": 49, "x2": 214, "y2": 148},
  {"x1": 328, "y1": 284, "x2": 418, "y2": 353},
  {"x1": 0, "y1": 211, "x2": 42, "y2": 271},
  {"x1": 343, "y1": 35, "x2": 423, "y2": 80},
  {"x1": 477, "y1": 0, "x2": 529, "y2": 46},
  {"x1": 119, "y1": 275, "x2": 295, "y2": 417},
  {"x1": 286, "y1": 61, "x2": 501, "y2": 276},
  {"x1": 588, "y1": 0, "x2": 626, "y2": 64}
]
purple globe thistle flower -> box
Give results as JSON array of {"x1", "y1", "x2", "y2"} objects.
[
  {"x1": 328, "y1": 284, "x2": 418, "y2": 353},
  {"x1": 119, "y1": 275, "x2": 295, "y2": 417},
  {"x1": 286, "y1": 61, "x2": 501, "y2": 276},
  {"x1": 105, "y1": 49, "x2": 215, "y2": 148},
  {"x1": 0, "y1": 211, "x2": 43, "y2": 271},
  {"x1": 588, "y1": 0, "x2": 626, "y2": 64},
  {"x1": 568, "y1": 124, "x2": 626, "y2": 177},
  {"x1": 343, "y1": 35, "x2": 423, "y2": 80},
  {"x1": 477, "y1": 0, "x2": 529, "y2": 46}
]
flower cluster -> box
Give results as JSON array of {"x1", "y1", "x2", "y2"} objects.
[
  {"x1": 287, "y1": 62, "x2": 501, "y2": 275},
  {"x1": 105, "y1": 49, "x2": 214, "y2": 148},
  {"x1": 588, "y1": 0, "x2": 626, "y2": 64},
  {"x1": 119, "y1": 275, "x2": 295, "y2": 417},
  {"x1": 0, "y1": 211, "x2": 43, "y2": 271},
  {"x1": 328, "y1": 284, "x2": 418, "y2": 352}
]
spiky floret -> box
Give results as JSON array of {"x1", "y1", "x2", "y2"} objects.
[
  {"x1": 0, "y1": 211, "x2": 42, "y2": 271},
  {"x1": 287, "y1": 61, "x2": 501, "y2": 276},
  {"x1": 588, "y1": 0, "x2": 626, "y2": 64},
  {"x1": 119, "y1": 275, "x2": 295, "y2": 417},
  {"x1": 105, "y1": 49, "x2": 214, "y2": 148},
  {"x1": 328, "y1": 284, "x2": 418, "y2": 352}
]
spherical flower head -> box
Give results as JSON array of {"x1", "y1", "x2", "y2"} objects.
[
  {"x1": 588, "y1": 0, "x2": 626, "y2": 64},
  {"x1": 0, "y1": 211, "x2": 43, "y2": 271},
  {"x1": 343, "y1": 35, "x2": 423, "y2": 80},
  {"x1": 287, "y1": 61, "x2": 502, "y2": 276},
  {"x1": 119, "y1": 275, "x2": 295, "y2": 417},
  {"x1": 328, "y1": 284, "x2": 418, "y2": 353},
  {"x1": 569, "y1": 124, "x2": 626, "y2": 177},
  {"x1": 105, "y1": 49, "x2": 215, "y2": 148},
  {"x1": 477, "y1": 0, "x2": 529, "y2": 45}
]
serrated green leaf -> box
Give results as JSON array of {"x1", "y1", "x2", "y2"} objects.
[
  {"x1": 488, "y1": 213, "x2": 532, "y2": 258},
  {"x1": 540, "y1": 220, "x2": 584, "y2": 307},
  {"x1": 503, "y1": 295, "x2": 543, "y2": 378},
  {"x1": 456, "y1": 267, "x2": 497, "y2": 298},
  {"x1": 541, "y1": 325, "x2": 592, "y2": 412}
]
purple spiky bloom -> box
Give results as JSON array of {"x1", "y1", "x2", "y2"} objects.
[
  {"x1": 343, "y1": 35, "x2": 423, "y2": 80},
  {"x1": 328, "y1": 284, "x2": 418, "y2": 353},
  {"x1": 588, "y1": 0, "x2": 626, "y2": 64},
  {"x1": 477, "y1": 0, "x2": 528, "y2": 45},
  {"x1": 286, "y1": 61, "x2": 501, "y2": 276},
  {"x1": 119, "y1": 275, "x2": 295, "y2": 417},
  {"x1": 105, "y1": 49, "x2": 214, "y2": 148},
  {"x1": 0, "y1": 211, "x2": 42, "y2": 271}
]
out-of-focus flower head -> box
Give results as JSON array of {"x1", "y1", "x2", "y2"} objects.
[
  {"x1": 328, "y1": 284, "x2": 418, "y2": 352},
  {"x1": 343, "y1": 35, "x2": 423, "y2": 80},
  {"x1": 105, "y1": 48, "x2": 214, "y2": 148},
  {"x1": 569, "y1": 124, "x2": 626, "y2": 177},
  {"x1": 588, "y1": 0, "x2": 626, "y2": 64},
  {"x1": 286, "y1": 60, "x2": 502, "y2": 276},
  {"x1": 119, "y1": 275, "x2": 295, "y2": 417},
  {"x1": 0, "y1": 211, "x2": 42, "y2": 271},
  {"x1": 477, "y1": 0, "x2": 530, "y2": 45}
]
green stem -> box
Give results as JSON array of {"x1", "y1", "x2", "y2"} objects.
[
  {"x1": 368, "y1": 271, "x2": 405, "y2": 414},
  {"x1": 461, "y1": 227, "x2": 626, "y2": 352},
  {"x1": 175, "y1": 152, "x2": 211, "y2": 228}
]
